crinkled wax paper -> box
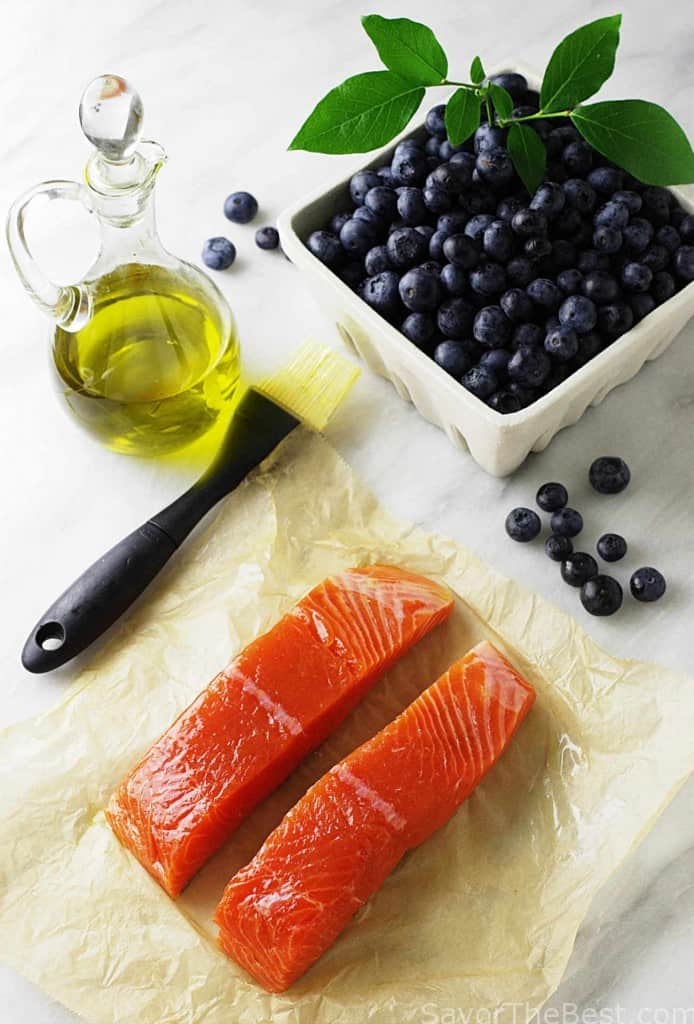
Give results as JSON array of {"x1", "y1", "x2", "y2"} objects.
[{"x1": 1, "y1": 430, "x2": 693, "y2": 1024}]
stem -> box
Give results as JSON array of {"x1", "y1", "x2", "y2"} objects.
[
  {"x1": 442, "y1": 80, "x2": 478, "y2": 91},
  {"x1": 497, "y1": 108, "x2": 572, "y2": 127}
]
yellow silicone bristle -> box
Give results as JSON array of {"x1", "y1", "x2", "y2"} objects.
[{"x1": 256, "y1": 340, "x2": 360, "y2": 432}]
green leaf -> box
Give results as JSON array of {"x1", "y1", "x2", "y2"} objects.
[
  {"x1": 289, "y1": 71, "x2": 425, "y2": 154},
  {"x1": 361, "y1": 14, "x2": 447, "y2": 85},
  {"x1": 572, "y1": 100, "x2": 694, "y2": 186},
  {"x1": 489, "y1": 83, "x2": 514, "y2": 121},
  {"x1": 507, "y1": 123, "x2": 547, "y2": 194},
  {"x1": 445, "y1": 88, "x2": 481, "y2": 146},
  {"x1": 540, "y1": 14, "x2": 621, "y2": 113},
  {"x1": 470, "y1": 56, "x2": 485, "y2": 84}
]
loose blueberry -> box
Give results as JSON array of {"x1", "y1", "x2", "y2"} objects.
[
  {"x1": 577, "y1": 250, "x2": 609, "y2": 274},
  {"x1": 437, "y1": 297, "x2": 476, "y2": 338},
  {"x1": 536, "y1": 482, "x2": 568, "y2": 511},
  {"x1": 679, "y1": 214, "x2": 694, "y2": 242},
  {"x1": 581, "y1": 270, "x2": 618, "y2": 304},
  {"x1": 338, "y1": 261, "x2": 363, "y2": 289},
  {"x1": 223, "y1": 191, "x2": 258, "y2": 224},
  {"x1": 348, "y1": 171, "x2": 381, "y2": 206},
  {"x1": 594, "y1": 201, "x2": 630, "y2": 230},
  {"x1": 507, "y1": 344, "x2": 551, "y2": 387},
  {"x1": 641, "y1": 244, "x2": 670, "y2": 273},
  {"x1": 651, "y1": 271, "x2": 676, "y2": 303},
  {"x1": 461, "y1": 365, "x2": 499, "y2": 399},
  {"x1": 475, "y1": 147, "x2": 514, "y2": 189},
  {"x1": 613, "y1": 190, "x2": 642, "y2": 215},
  {"x1": 587, "y1": 166, "x2": 623, "y2": 194},
  {"x1": 628, "y1": 292, "x2": 656, "y2": 320},
  {"x1": 425, "y1": 104, "x2": 447, "y2": 138},
  {"x1": 511, "y1": 208, "x2": 548, "y2": 238},
  {"x1": 597, "y1": 533, "x2": 627, "y2": 562},
  {"x1": 673, "y1": 245, "x2": 694, "y2": 281},
  {"x1": 364, "y1": 185, "x2": 398, "y2": 220},
  {"x1": 474, "y1": 123, "x2": 507, "y2": 154},
  {"x1": 630, "y1": 567, "x2": 667, "y2": 603},
  {"x1": 428, "y1": 161, "x2": 470, "y2": 195},
  {"x1": 488, "y1": 72, "x2": 528, "y2": 101},
  {"x1": 512, "y1": 323, "x2": 544, "y2": 349},
  {"x1": 598, "y1": 302, "x2": 634, "y2": 338},
  {"x1": 429, "y1": 229, "x2": 448, "y2": 262},
  {"x1": 546, "y1": 534, "x2": 573, "y2": 561},
  {"x1": 621, "y1": 261, "x2": 653, "y2": 293},
  {"x1": 530, "y1": 182, "x2": 566, "y2": 219},
  {"x1": 434, "y1": 339, "x2": 474, "y2": 378},
  {"x1": 589, "y1": 456, "x2": 631, "y2": 494},
  {"x1": 473, "y1": 305, "x2": 512, "y2": 347},
  {"x1": 506, "y1": 256, "x2": 535, "y2": 287},
  {"x1": 360, "y1": 271, "x2": 401, "y2": 317},
  {"x1": 394, "y1": 186, "x2": 427, "y2": 226},
  {"x1": 500, "y1": 288, "x2": 533, "y2": 323},
  {"x1": 399, "y1": 267, "x2": 442, "y2": 313},
  {"x1": 402, "y1": 312, "x2": 436, "y2": 349},
  {"x1": 255, "y1": 226, "x2": 279, "y2": 250},
  {"x1": 440, "y1": 263, "x2": 467, "y2": 296},
  {"x1": 562, "y1": 140, "x2": 593, "y2": 176},
  {"x1": 330, "y1": 212, "x2": 352, "y2": 235},
  {"x1": 574, "y1": 330, "x2": 603, "y2": 365},
  {"x1": 580, "y1": 575, "x2": 623, "y2": 616},
  {"x1": 497, "y1": 196, "x2": 526, "y2": 224},
  {"x1": 465, "y1": 213, "x2": 496, "y2": 242},
  {"x1": 561, "y1": 552, "x2": 598, "y2": 587},
  {"x1": 527, "y1": 278, "x2": 562, "y2": 309},
  {"x1": 340, "y1": 217, "x2": 378, "y2": 256},
  {"x1": 391, "y1": 149, "x2": 428, "y2": 187},
  {"x1": 505, "y1": 507, "x2": 542, "y2": 542},
  {"x1": 563, "y1": 178, "x2": 596, "y2": 214},
  {"x1": 487, "y1": 389, "x2": 522, "y2": 413},
  {"x1": 423, "y1": 185, "x2": 452, "y2": 214},
  {"x1": 387, "y1": 227, "x2": 427, "y2": 268},
  {"x1": 558, "y1": 294, "x2": 597, "y2": 334},
  {"x1": 550, "y1": 507, "x2": 583, "y2": 537},
  {"x1": 202, "y1": 236, "x2": 236, "y2": 270},
  {"x1": 524, "y1": 236, "x2": 553, "y2": 260},
  {"x1": 557, "y1": 268, "x2": 583, "y2": 295},
  {"x1": 545, "y1": 324, "x2": 579, "y2": 361},
  {"x1": 655, "y1": 225, "x2": 681, "y2": 254},
  {"x1": 443, "y1": 233, "x2": 481, "y2": 269},
  {"x1": 479, "y1": 348, "x2": 511, "y2": 375},
  {"x1": 483, "y1": 220, "x2": 514, "y2": 261},
  {"x1": 307, "y1": 230, "x2": 344, "y2": 268},
  {"x1": 623, "y1": 218, "x2": 654, "y2": 254},
  {"x1": 352, "y1": 206, "x2": 383, "y2": 229},
  {"x1": 593, "y1": 225, "x2": 622, "y2": 254},
  {"x1": 469, "y1": 261, "x2": 507, "y2": 298},
  {"x1": 364, "y1": 245, "x2": 391, "y2": 276},
  {"x1": 641, "y1": 187, "x2": 672, "y2": 225}
]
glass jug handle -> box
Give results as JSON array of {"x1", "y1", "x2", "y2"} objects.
[{"x1": 6, "y1": 180, "x2": 93, "y2": 332}]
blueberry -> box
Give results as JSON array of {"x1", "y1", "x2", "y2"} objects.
[
  {"x1": 223, "y1": 191, "x2": 258, "y2": 224},
  {"x1": 506, "y1": 256, "x2": 535, "y2": 287},
  {"x1": 598, "y1": 302, "x2": 634, "y2": 338},
  {"x1": 402, "y1": 312, "x2": 436, "y2": 349},
  {"x1": 465, "y1": 213, "x2": 496, "y2": 242},
  {"x1": 429, "y1": 229, "x2": 448, "y2": 262},
  {"x1": 581, "y1": 575, "x2": 623, "y2": 616},
  {"x1": 391, "y1": 149, "x2": 428, "y2": 187},
  {"x1": 395, "y1": 187, "x2": 427, "y2": 226},
  {"x1": 474, "y1": 123, "x2": 507, "y2": 154},
  {"x1": 360, "y1": 271, "x2": 401, "y2": 317},
  {"x1": 469, "y1": 261, "x2": 507, "y2": 298},
  {"x1": 479, "y1": 347, "x2": 511, "y2": 375},
  {"x1": 473, "y1": 305, "x2": 512, "y2": 347},
  {"x1": 364, "y1": 245, "x2": 391, "y2": 276},
  {"x1": 461, "y1": 364, "x2": 499, "y2": 398},
  {"x1": 425, "y1": 104, "x2": 447, "y2": 137},
  {"x1": 673, "y1": 245, "x2": 694, "y2": 281},
  {"x1": 428, "y1": 162, "x2": 469, "y2": 195},
  {"x1": 589, "y1": 456, "x2": 631, "y2": 494},
  {"x1": 630, "y1": 567, "x2": 667, "y2": 603},
  {"x1": 557, "y1": 268, "x2": 583, "y2": 295},
  {"x1": 597, "y1": 533, "x2": 627, "y2": 562},
  {"x1": 563, "y1": 178, "x2": 596, "y2": 214},
  {"x1": 500, "y1": 287, "x2": 533, "y2": 323},
  {"x1": 419, "y1": 259, "x2": 443, "y2": 277},
  {"x1": 641, "y1": 187, "x2": 671, "y2": 225},
  {"x1": 581, "y1": 270, "x2": 618, "y2": 304},
  {"x1": 496, "y1": 196, "x2": 525, "y2": 224},
  {"x1": 440, "y1": 263, "x2": 467, "y2": 296},
  {"x1": 655, "y1": 225, "x2": 681, "y2": 254},
  {"x1": 621, "y1": 261, "x2": 653, "y2": 293},
  {"x1": 512, "y1": 323, "x2": 543, "y2": 349},
  {"x1": 508, "y1": 381, "x2": 540, "y2": 407},
  {"x1": 641, "y1": 244, "x2": 670, "y2": 273},
  {"x1": 330, "y1": 211, "x2": 352, "y2": 235},
  {"x1": 536, "y1": 483, "x2": 568, "y2": 513},
  {"x1": 376, "y1": 165, "x2": 395, "y2": 186},
  {"x1": 439, "y1": 140, "x2": 466, "y2": 160},
  {"x1": 562, "y1": 140, "x2": 593, "y2": 176},
  {"x1": 530, "y1": 182, "x2": 566, "y2": 219},
  {"x1": 353, "y1": 206, "x2": 384, "y2": 229},
  {"x1": 679, "y1": 214, "x2": 694, "y2": 242},
  {"x1": 201, "y1": 236, "x2": 236, "y2": 270},
  {"x1": 434, "y1": 339, "x2": 474, "y2": 377},
  {"x1": 394, "y1": 138, "x2": 422, "y2": 157},
  {"x1": 475, "y1": 147, "x2": 514, "y2": 189},
  {"x1": 508, "y1": 345, "x2": 551, "y2": 387},
  {"x1": 545, "y1": 534, "x2": 573, "y2": 561},
  {"x1": 423, "y1": 185, "x2": 452, "y2": 214},
  {"x1": 483, "y1": 220, "x2": 514, "y2": 261},
  {"x1": 594, "y1": 201, "x2": 630, "y2": 230},
  {"x1": 460, "y1": 184, "x2": 497, "y2": 216},
  {"x1": 398, "y1": 267, "x2": 442, "y2": 313},
  {"x1": 338, "y1": 261, "x2": 363, "y2": 289},
  {"x1": 416, "y1": 224, "x2": 435, "y2": 242},
  {"x1": 348, "y1": 171, "x2": 381, "y2": 207},
  {"x1": 448, "y1": 152, "x2": 477, "y2": 179},
  {"x1": 527, "y1": 278, "x2": 562, "y2": 309},
  {"x1": 651, "y1": 271, "x2": 676, "y2": 303},
  {"x1": 613, "y1": 190, "x2": 642, "y2": 215},
  {"x1": 437, "y1": 297, "x2": 475, "y2": 338},
  {"x1": 550, "y1": 506, "x2": 583, "y2": 538},
  {"x1": 307, "y1": 230, "x2": 344, "y2": 268},
  {"x1": 511, "y1": 208, "x2": 548, "y2": 238},
  {"x1": 622, "y1": 218, "x2": 654, "y2": 254},
  {"x1": 387, "y1": 226, "x2": 427, "y2": 268},
  {"x1": 340, "y1": 217, "x2": 378, "y2": 255},
  {"x1": 524, "y1": 236, "x2": 553, "y2": 261},
  {"x1": 574, "y1": 330, "x2": 603, "y2": 365},
  {"x1": 545, "y1": 324, "x2": 578, "y2": 361},
  {"x1": 425, "y1": 135, "x2": 441, "y2": 157},
  {"x1": 488, "y1": 72, "x2": 528, "y2": 101},
  {"x1": 587, "y1": 167, "x2": 623, "y2": 195},
  {"x1": 255, "y1": 226, "x2": 279, "y2": 251},
  {"x1": 365, "y1": 185, "x2": 398, "y2": 220},
  {"x1": 505, "y1": 507, "x2": 542, "y2": 542},
  {"x1": 443, "y1": 233, "x2": 481, "y2": 268},
  {"x1": 487, "y1": 389, "x2": 522, "y2": 413},
  {"x1": 558, "y1": 294, "x2": 597, "y2": 334},
  {"x1": 561, "y1": 552, "x2": 598, "y2": 587},
  {"x1": 578, "y1": 250, "x2": 608, "y2": 274},
  {"x1": 593, "y1": 225, "x2": 622, "y2": 254}
]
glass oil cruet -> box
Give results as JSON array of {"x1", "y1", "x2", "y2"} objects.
[{"x1": 6, "y1": 75, "x2": 241, "y2": 456}]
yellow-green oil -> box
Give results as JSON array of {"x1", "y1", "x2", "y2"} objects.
[{"x1": 52, "y1": 264, "x2": 240, "y2": 456}]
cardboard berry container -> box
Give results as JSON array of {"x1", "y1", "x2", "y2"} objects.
[{"x1": 278, "y1": 64, "x2": 694, "y2": 476}]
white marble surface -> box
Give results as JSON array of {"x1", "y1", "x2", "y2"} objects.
[{"x1": 1, "y1": 0, "x2": 693, "y2": 1019}]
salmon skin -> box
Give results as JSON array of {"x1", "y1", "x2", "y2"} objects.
[
  {"x1": 215, "y1": 641, "x2": 535, "y2": 992},
  {"x1": 106, "y1": 566, "x2": 453, "y2": 896}
]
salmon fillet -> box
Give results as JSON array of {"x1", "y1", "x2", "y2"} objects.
[
  {"x1": 215, "y1": 640, "x2": 535, "y2": 991},
  {"x1": 106, "y1": 566, "x2": 453, "y2": 896}
]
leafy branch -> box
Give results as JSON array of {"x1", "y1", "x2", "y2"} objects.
[{"x1": 289, "y1": 14, "x2": 694, "y2": 191}]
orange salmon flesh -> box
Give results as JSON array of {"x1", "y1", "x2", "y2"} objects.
[
  {"x1": 215, "y1": 641, "x2": 535, "y2": 991},
  {"x1": 106, "y1": 566, "x2": 453, "y2": 896}
]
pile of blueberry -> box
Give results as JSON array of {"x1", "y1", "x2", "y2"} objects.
[
  {"x1": 505, "y1": 456, "x2": 667, "y2": 616},
  {"x1": 202, "y1": 191, "x2": 280, "y2": 270},
  {"x1": 304, "y1": 73, "x2": 694, "y2": 414}
]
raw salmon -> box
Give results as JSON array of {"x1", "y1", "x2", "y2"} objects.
[
  {"x1": 107, "y1": 566, "x2": 453, "y2": 896},
  {"x1": 215, "y1": 640, "x2": 535, "y2": 991}
]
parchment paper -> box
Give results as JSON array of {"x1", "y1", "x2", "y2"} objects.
[{"x1": 1, "y1": 430, "x2": 693, "y2": 1024}]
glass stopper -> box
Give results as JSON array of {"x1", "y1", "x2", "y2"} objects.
[{"x1": 79, "y1": 75, "x2": 143, "y2": 162}]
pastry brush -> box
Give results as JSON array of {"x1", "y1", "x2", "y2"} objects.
[{"x1": 22, "y1": 340, "x2": 359, "y2": 673}]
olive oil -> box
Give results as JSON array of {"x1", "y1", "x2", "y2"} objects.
[{"x1": 52, "y1": 264, "x2": 241, "y2": 455}]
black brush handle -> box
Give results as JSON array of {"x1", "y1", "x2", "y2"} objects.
[{"x1": 22, "y1": 393, "x2": 298, "y2": 673}]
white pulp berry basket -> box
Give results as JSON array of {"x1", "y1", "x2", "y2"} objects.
[{"x1": 278, "y1": 64, "x2": 694, "y2": 476}]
